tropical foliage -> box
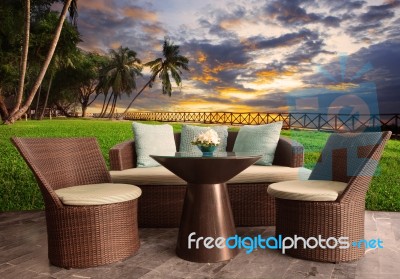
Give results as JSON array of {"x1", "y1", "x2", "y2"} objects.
[
  {"x1": 97, "y1": 47, "x2": 142, "y2": 118},
  {"x1": 121, "y1": 38, "x2": 190, "y2": 117},
  {"x1": 0, "y1": 2, "x2": 189, "y2": 123},
  {"x1": 0, "y1": 0, "x2": 75, "y2": 122}
]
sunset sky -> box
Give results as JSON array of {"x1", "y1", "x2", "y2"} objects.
[{"x1": 74, "y1": 0, "x2": 400, "y2": 114}]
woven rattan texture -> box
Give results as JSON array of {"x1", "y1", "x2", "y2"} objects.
[
  {"x1": 12, "y1": 137, "x2": 141, "y2": 268},
  {"x1": 110, "y1": 132, "x2": 304, "y2": 227},
  {"x1": 275, "y1": 131, "x2": 391, "y2": 263}
]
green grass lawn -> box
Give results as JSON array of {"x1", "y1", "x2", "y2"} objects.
[{"x1": 0, "y1": 118, "x2": 399, "y2": 212}]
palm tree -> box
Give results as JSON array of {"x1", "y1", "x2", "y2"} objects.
[
  {"x1": 4, "y1": 0, "x2": 77, "y2": 124},
  {"x1": 97, "y1": 47, "x2": 142, "y2": 118},
  {"x1": 38, "y1": 54, "x2": 75, "y2": 120},
  {"x1": 10, "y1": 0, "x2": 30, "y2": 116},
  {"x1": 119, "y1": 38, "x2": 189, "y2": 118},
  {"x1": 37, "y1": 12, "x2": 80, "y2": 120}
]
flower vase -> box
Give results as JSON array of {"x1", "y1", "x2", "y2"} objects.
[{"x1": 198, "y1": 145, "x2": 217, "y2": 157}]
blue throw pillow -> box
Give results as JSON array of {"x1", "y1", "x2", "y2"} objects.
[
  {"x1": 132, "y1": 122, "x2": 176, "y2": 167},
  {"x1": 179, "y1": 124, "x2": 228, "y2": 155},
  {"x1": 233, "y1": 122, "x2": 283, "y2": 165}
]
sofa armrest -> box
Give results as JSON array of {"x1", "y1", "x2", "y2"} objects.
[
  {"x1": 109, "y1": 140, "x2": 136, "y2": 170},
  {"x1": 272, "y1": 137, "x2": 304, "y2": 168}
]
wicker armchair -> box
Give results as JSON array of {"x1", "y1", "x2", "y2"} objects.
[
  {"x1": 268, "y1": 131, "x2": 391, "y2": 262},
  {"x1": 12, "y1": 137, "x2": 142, "y2": 268}
]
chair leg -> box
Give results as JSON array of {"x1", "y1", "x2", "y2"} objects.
[
  {"x1": 46, "y1": 199, "x2": 140, "y2": 268},
  {"x1": 275, "y1": 198, "x2": 365, "y2": 262}
]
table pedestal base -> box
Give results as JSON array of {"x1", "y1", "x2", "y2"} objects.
[{"x1": 176, "y1": 183, "x2": 239, "y2": 263}]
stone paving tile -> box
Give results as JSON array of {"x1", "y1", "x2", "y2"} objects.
[
  {"x1": 282, "y1": 259, "x2": 335, "y2": 279},
  {"x1": 1, "y1": 210, "x2": 400, "y2": 279},
  {"x1": 331, "y1": 262, "x2": 357, "y2": 279},
  {"x1": 148, "y1": 256, "x2": 206, "y2": 275},
  {"x1": 377, "y1": 248, "x2": 400, "y2": 275},
  {"x1": 0, "y1": 263, "x2": 15, "y2": 273},
  {"x1": 136, "y1": 247, "x2": 177, "y2": 270},
  {"x1": 355, "y1": 248, "x2": 380, "y2": 276},
  {"x1": 139, "y1": 268, "x2": 187, "y2": 279},
  {"x1": 78, "y1": 265, "x2": 151, "y2": 279},
  {"x1": 0, "y1": 264, "x2": 40, "y2": 279},
  {"x1": 390, "y1": 218, "x2": 400, "y2": 241},
  {"x1": 195, "y1": 262, "x2": 228, "y2": 277},
  {"x1": 33, "y1": 274, "x2": 59, "y2": 279}
]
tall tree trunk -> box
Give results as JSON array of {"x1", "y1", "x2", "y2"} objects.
[
  {"x1": 3, "y1": 0, "x2": 73, "y2": 125},
  {"x1": 101, "y1": 92, "x2": 113, "y2": 118},
  {"x1": 0, "y1": 95, "x2": 9, "y2": 120},
  {"x1": 11, "y1": 0, "x2": 30, "y2": 115},
  {"x1": 81, "y1": 105, "x2": 88, "y2": 117},
  {"x1": 39, "y1": 72, "x2": 54, "y2": 120},
  {"x1": 109, "y1": 94, "x2": 118, "y2": 118},
  {"x1": 119, "y1": 72, "x2": 158, "y2": 119},
  {"x1": 34, "y1": 85, "x2": 42, "y2": 119},
  {"x1": 82, "y1": 91, "x2": 100, "y2": 117},
  {"x1": 98, "y1": 93, "x2": 108, "y2": 117}
]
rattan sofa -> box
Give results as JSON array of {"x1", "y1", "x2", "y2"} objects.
[{"x1": 109, "y1": 131, "x2": 310, "y2": 227}]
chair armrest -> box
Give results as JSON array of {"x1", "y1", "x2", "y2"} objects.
[
  {"x1": 109, "y1": 140, "x2": 136, "y2": 170},
  {"x1": 272, "y1": 137, "x2": 304, "y2": 168}
]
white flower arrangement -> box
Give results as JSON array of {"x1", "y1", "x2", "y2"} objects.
[{"x1": 191, "y1": 129, "x2": 220, "y2": 147}]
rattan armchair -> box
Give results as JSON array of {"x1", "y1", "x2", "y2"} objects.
[
  {"x1": 12, "y1": 137, "x2": 142, "y2": 268},
  {"x1": 268, "y1": 131, "x2": 391, "y2": 262}
]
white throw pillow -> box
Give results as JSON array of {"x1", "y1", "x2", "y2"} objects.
[
  {"x1": 233, "y1": 122, "x2": 283, "y2": 165},
  {"x1": 132, "y1": 122, "x2": 176, "y2": 167}
]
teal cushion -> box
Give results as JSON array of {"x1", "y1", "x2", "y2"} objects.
[
  {"x1": 132, "y1": 122, "x2": 176, "y2": 167},
  {"x1": 233, "y1": 122, "x2": 283, "y2": 165},
  {"x1": 179, "y1": 125, "x2": 228, "y2": 155}
]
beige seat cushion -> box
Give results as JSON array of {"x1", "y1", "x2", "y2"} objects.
[
  {"x1": 111, "y1": 167, "x2": 186, "y2": 185},
  {"x1": 228, "y1": 165, "x2": 311, "y2": 184},
  {"x1": 110, "y1": 165, "x2": 311, "y2": 185},
  {"x1": 55, "y1": 183, "x2": 142, "y2": 206},
  {"x1": 267, "y1": 180, "x2": 347, "y2": 201}
]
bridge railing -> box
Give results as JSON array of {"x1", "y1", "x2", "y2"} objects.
[{"x1": 93, "y1": 112, "x2": 399, "y2": 136}]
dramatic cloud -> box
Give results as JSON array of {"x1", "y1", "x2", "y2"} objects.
[
  {"x1": 74, "y1": 0, "x2": 400, "y2": 113},
  {"x1": 326, "y1": 0, "x2": 366, "y2": 12},
  {"x1": 123, "y1": 6, "x2": 158, "y2": 22},
  {"x1": 248, "y1": 29, "x2": 317, "y2": 49},
  {"x1": 263, "y1": 0, "x2": 343, "y2": 27},
  {"x1": 360, "y1": 1, "x2": 400, "y2": 23}
]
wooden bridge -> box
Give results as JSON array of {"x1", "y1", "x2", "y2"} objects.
[{"x1": 95, "y1": 111, "x2": 400, "y2": 136}]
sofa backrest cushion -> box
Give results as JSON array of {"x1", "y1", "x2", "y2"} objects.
[
  {"x1": 133, "y1": 122, "x2": 176, "y2": 167},
  {"x1": 232, "y1": 122, "x2": 283, "y2": 166}
]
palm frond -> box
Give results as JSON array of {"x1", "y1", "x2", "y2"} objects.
[{"x1": 68, "y1": 0, "x2": 78, "y2": 26}]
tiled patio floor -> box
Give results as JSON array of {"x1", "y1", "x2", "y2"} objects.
[{"x1": 0, "y1": 210, "x2": 399, "y2": 278}]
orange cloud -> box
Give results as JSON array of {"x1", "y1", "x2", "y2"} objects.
[
  {"x1": 191, "y1": 51, "x2": 246, "y2": 84},
  {"x1": 123, "y1": 7, "x2": 158, "y2": 22},
  {"x1": 142, "y1": 24, "x2": 165, "y2": 35},
  {"x1": 191, "y1": 52, "x2": 219, "y2": 83},
  {"x1": 324, "y1": 82, "x2": 358, "y2": 91},
  {"x1": 254, "y1": 69, "x2": 296, "y2": 84},
  {"x1": 78, "y1": 0, "x2": 115, "y2": 14},
  {"x1": 216, "y1": 87, "x2": 258, "y2": 100},
  {"x1": 176, "y1": 99, "x2": 255, "y2": 112},
  {"x1": 110, "y1": 41, "x2": 121, "y2": 49},
  {"x1": 220, "y1": 18, "x2": 242, "y2": 30},
  {"x1": 197, "y1": 51, "x2": 207, "y2": 63}
]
